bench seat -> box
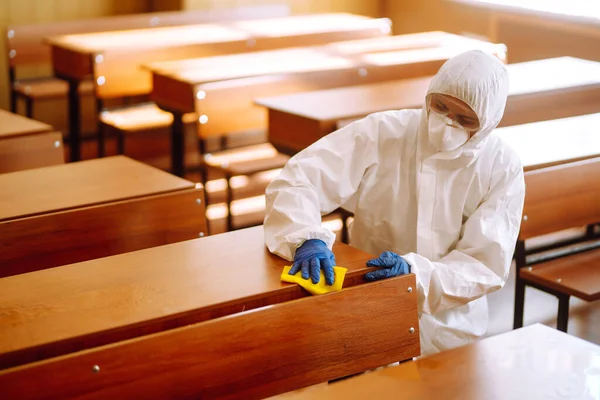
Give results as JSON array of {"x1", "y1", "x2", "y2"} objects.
[{"x1": 520, "y1": 246, "x2": 600, "y2": 301}]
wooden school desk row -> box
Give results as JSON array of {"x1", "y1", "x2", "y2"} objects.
[
  {"x1": 0, "y1": 226, "x2": 420, "y2": 399},
  {"x1": 6, "y1": 4, "x2": 292, "y2": 119},
  {"x1": 0, "y1": 155, "x2": 206, "y2": 277},
  {"x1": 41, "y1": 12, "x2": 392, "y2": 162},
  {"x1": 143, "y1": 31, "x2": 506, "y2": 177},
  {"x1": 256, "y1": 56, "x2": 600, "y2": 156}
]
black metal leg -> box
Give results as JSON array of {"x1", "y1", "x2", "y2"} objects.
[
  {"x1": 67, "y1": 79, "x2": 82, "y2": 162},
  {"x1": 97, "y1": 122, "x2": 106, "y2": 157},
  {"x1": 513, "y1": 278, "x2": 526, "y2": 329},
  {"x1": 586, "y1": 224, "x2": 596, "y2": 238},
  {"x1": 340, "y1": 209, "x2": 351, "y2": 244},
  {"x1": 171, "y1": 111, "x2": 185, "y2": 177},
  {"x1": 225, "y1": 173, "x2": 233, "y2": 232},
  {"x1": 25, "y1": 97, "x2": 33, "y2": 118},
  {"x1": 557, "y1": 294, "x2": 570, "y2": 332},
  {"x1": 10, "y1": 91, "x2": 17, "y2": 113},
  {"x1": 197, "y1": 138, "x2": 207, "y2": 185},
  {"x1": 117, "y1": 129, "x2": 125, "y2": 155}
]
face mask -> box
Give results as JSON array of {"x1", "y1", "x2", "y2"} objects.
[{"x1": 427, "y1": 110, "x2": 470, "y2": 152}]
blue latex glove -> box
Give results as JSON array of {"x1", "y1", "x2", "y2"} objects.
[
  {"x1": 365, "y1": 251, "x2": 411, "y2": 282},
  {"x1": 289, "y1": 239, "x2": 336, "y2": 285}
]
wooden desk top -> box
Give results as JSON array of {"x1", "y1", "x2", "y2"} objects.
[
  {"x1": 45, "y1": 13, "x2": 383, "y2": 54},
  {"x1": 45, "y1": 23, "x2": 250, "y2": 53},
  {"x1": 145, "y1": 32, "x2": 506, "y2": 85},
  {"x1": 0, "y1": 109, "x2": 53, "y2": 138},
  {"x1": 0, "y1": 226, "x2": 376, "y2": 366},
  {"x1": 496, "y1": 112, "x2": 600, "y2": 170},
  {"x1": 451, "y1": 0, "x2": 600, "y2": 29},
  {"x1": 255, "y1": 57, "x2": 600, "y2": 121},
  {"x1": 0, "y1": 155, "x2": 194, "y2": 222},
  {"x1": 277, "y1": 324, "x2": 600, "y2": 400}
]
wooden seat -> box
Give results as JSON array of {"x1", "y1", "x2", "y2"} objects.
[
  {"x1": 520, "y1": 247, "x2": 600, "y2": 301},
  {"x1": 0, "y1": 131, "x2": 64, "y2": 173},
  {"x1": 514, "y1": 157, "x2": 600, "y2": 332},
  {"x1": 98, "y1": 103, "x2": 197, "y2": 155},
  {"x1": 202, "y1": 143, "x2": 289, "y2": 232},
  {"x1": 12, "y1": 78, "x2": 94, "y2": 100}
]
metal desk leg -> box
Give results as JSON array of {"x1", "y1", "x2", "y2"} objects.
[
  {"x1": 67, "y1": 79, "x2": 81, "y2": 162},
  {"x1": 171, "y1": 111, "x2": 185, "y2": 177}
]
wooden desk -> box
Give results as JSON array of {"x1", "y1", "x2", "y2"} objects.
[
  {"x1": 0, "y1": 226, "x2": 415, "y2": 370},
  {"x1": 46, "y1": 13, "x2": 390, "y2": 161},
  {"x1": 0, "y1": 156, "x2": 206, "y2": 277},
  {"x1": 451, "y1": 0, "x2": 600, "y2": 40},
  {"x1": 496, "y1": 112, "x2": 600, "y2": 171},
  {"x1": 147, "y1": 32, "x2": 506, "y2": 175},
  {"x1": 0, "y1": 109, "x2": 52, "y2": 138},
  {"x1": 275, "y1": 324, "x2": 600, "y2": 400},
  {"x1": 256, "y1": 57, "x2": 600, "y2": 155}
]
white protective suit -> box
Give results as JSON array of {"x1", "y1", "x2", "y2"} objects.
[{"x1": 264, "y1": 50, "x2": 526, "y2": 356}]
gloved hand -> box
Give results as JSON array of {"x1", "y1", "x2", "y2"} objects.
[
  {"x1": 289, "y1": 239, "x2": 336, "y2": 286},
  {"x1": 365, "y1": 251, "x2": 411, "y2": 282}
]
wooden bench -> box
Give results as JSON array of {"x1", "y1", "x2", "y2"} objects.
[
  {"x1": 514, "y1": 157, "x2": 600, "y2": 332},
  {"x1": 0, "y1": 226, "x2": 420, "y2": 398},
  {"x1": 275, "y1": 324, "x2": 600, "y2": 399},
  {"x1": 5, "y1": 4, "x2": 290, "y2": 130},
  {"x1": 46, "y1": 13, "x2": 390, "y2": 162},
  {"x1": 255, "y1": 56, "x2": 600, "y2": 155},
  {"x1": 0, "y1": 155, "x2": 206, "y2": 278}
]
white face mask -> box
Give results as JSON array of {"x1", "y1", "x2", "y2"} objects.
[{"x1": 427, "y1": 110, "x2": 470, "y2": 152}]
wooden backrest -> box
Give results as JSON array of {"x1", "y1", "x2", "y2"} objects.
[
  {"x1": 0, "y1": 275, "x2": 420, "y2": 399},
  {"x1": 0, "y1": 131, "x2": 64, "y2": 173},
  {"x1": 520, "y1": 157, "x2": 600, "y2": 239},
  {"x1": 5, "y1": 4, "x2": 290, "y2": 68},
  {"x1": 0, "y1": 185, "x2": 206, "y2": 278}
]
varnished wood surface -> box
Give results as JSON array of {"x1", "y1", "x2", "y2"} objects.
[
  {"x1": 7, "y1": 4, "x2": 291, "y2": 67},
  {"x1": 275, "y1": 324, "x2": 600, "y2": 400},
  {"x1": 521, "y1": 247, "x2": 600, "y2": 301},
  {"x1": 0, "y1": 187, "x2": 207, "y2": 278},
  {"x1": 255, "y1": 57, "x2": 600, "y2": 155},
  {"x1": 47, "y1": 13, "x2": 390, "y2": 81},
  {"x1": 519, "y1": 157, "x2": 600, "y2": 239},
  {"x1": 0, "y1": 131, "x2": 64, "y2": 173},
  {"x1": 0, "y1": 275, "x2": 419, "y2": 400},
  {"x1": 0, "y1": 109, "x2": 53, "y2": 138},
  {"x1": 496, "y1": 113, "x2": 600, "y2": 171},
  {"x1": 0, "y1": 155, "x2": 193, "y2": 222},
  {"x1": 0, "y1": 226, "x2": 382, "y2": 369},
  {"x1": 148, "y1": 33, "x2": 505, "y2": 140}
]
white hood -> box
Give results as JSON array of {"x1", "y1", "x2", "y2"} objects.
[{"x1": 421, "y1": 49, "x2": 510, "y2": 158}]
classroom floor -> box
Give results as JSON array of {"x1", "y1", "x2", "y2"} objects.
[{"x1": 486, "y1": 259, "x2": 600, "y2": 345}]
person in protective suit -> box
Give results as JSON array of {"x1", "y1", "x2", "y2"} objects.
[{"x1": 263, "y1": 49, "x2": 526, "y2": 356}]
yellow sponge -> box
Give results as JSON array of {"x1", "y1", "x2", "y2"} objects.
[{"x1": 281, "y1": 265, "x2": 348, "y2": 295}]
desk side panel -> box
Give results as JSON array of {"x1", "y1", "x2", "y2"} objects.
[
  {"x1": 0, "y1": 275, "x2": 420, "y2": 400},
  {"x1": 0, "y1": 188, "x2": 207, "y2": 278},
  {"x1": 500, "y1": 85, "x2": 600, "y2": 127},
  {"x1": 0, "y1": 132, "x2": 65, "y2": 173}
]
